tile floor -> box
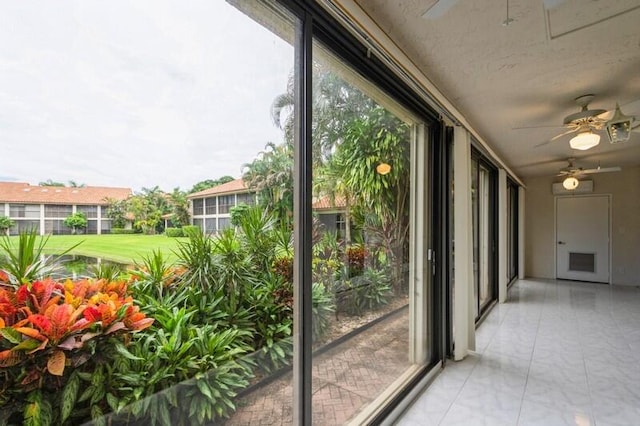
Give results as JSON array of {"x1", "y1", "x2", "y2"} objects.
[{"x1": 397, "y1": 279, "x2": 640, "y2": 426}]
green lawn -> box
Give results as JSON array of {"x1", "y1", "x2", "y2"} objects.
[{"x1": 9, "y1": 234, "x2": 189, "y2": 264}]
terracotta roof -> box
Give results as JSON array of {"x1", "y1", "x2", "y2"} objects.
[
  {"x1": 0, "y1": 182, "x2": 132, "y2": 205},
  {"x1": 188, "y1": 178, "x2": 252, "y2": 198},
  {"x1": 312, "y1": 196, "x2": 346, "y2": 210}
]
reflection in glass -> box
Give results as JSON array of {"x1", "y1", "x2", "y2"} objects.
[{"x1": 309, "y1": 43, "x2": 429, "y2": 423}]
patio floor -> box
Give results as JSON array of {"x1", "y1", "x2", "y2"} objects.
[{"x1": 227, "y1": 307, "x2": 409, "y2": 425}]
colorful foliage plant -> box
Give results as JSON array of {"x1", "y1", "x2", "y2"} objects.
[{"x1": 0, "y1": 270, "x2": 152, "y2": 423}]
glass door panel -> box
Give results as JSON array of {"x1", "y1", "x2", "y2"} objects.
[{"x1": 309, "y1": 42, "x2": 432, "y2": 424}]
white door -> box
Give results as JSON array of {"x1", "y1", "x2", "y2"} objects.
[{"x1": 556, "y1": 196, "x2": 610, "y2": 283}]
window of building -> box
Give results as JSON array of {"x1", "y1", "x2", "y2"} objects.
[
  {"x1": 77, "y1": 205, "x2": 98, "y2": 218},
  {"x1": 9, "y1": 204, "x2": 40, "y2": 219},
  {"x1": 204, "y1": 197, "x2": 217, "y2": 215},
  {"x1": 44, "y1": 204, "x2": 73, "y2": 217},
  {"x1": 205, "y1": 218, "x2": 217, "y2": 234},
  {"x1": 218, "y1": 217, "x2": 231, "y2": 231},
  {"x1": 217, "y1": 195, "x2": 234, "y2": 214},
  {"x1": 192, "y1": 199, "x2": 204, "y2": 216},
  {"x1": 236, "y1": 192, "x2": 255, "y2": 206}
]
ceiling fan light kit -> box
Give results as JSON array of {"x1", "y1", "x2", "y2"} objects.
[
  {"x1": 562, "y1": 176, "x2": 579, "y2": 190},
  {"x1": 569, "y1": 131, "x2": 600, "y2": 150},
  {"x1": 606, "y1": 103, "x2": 635, "y2": 144}
]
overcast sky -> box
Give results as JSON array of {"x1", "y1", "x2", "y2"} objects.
[{"x1": 0, "y1": 1, "x2": 293, "y2": 192}]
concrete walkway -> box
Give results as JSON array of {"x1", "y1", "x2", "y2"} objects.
[{"x1": 228, "y1": 308, "x2": 409, "y2": 425}]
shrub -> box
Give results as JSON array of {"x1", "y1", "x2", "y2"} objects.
[
  {"x1": 334, "y1": 267, "x2": 391, "y2": 315},
  {"x1": 0, "y1": 277, "x2": 153, "y2": 425},
  {"x1": 182, "y1": 225, "x2": 201, "y2": 238},
  {"x1": 165, "y1": 227, "x2": 184, "y2": 237},
  {"x1": 0, "y1": 230, "x2": 79, "y2": 284},
  {"x1": 273, "y1": 255, "x2": 293, "y2": 284},
  {"x1": 312, "y1": 282, "x2": 334, "y2": 342},
  {"x1": 345, "y1": 244, "x2": 366, "y2": 277},
  {"x1": 106, "y1": 307, "x2": 253, "y2": 424},
  {"x1": 110, "y1": 228, "x2": 138, "y2": 235}
]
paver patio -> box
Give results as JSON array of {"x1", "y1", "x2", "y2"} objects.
[{"x1": 227, "y1": 307, "x2": 409, "y2": 425}]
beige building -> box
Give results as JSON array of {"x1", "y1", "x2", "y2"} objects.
[{"x1": 0, "y1": 182, "x2": 132, "y2": 235}]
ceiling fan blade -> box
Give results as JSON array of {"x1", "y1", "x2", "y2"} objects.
[
  {"x1": 422, "y1": 0, "x2": 458, "y2": 19},
  {"x1": 581, "y1": 166, "x2": 622, "y2": 174},
  {"x1": 534, "y1": 129, "x2": 577, "y2": 148},
  {"x1": 512, "y1": 125, "x2": 564, "y2": 130},
  {"x1": 550, "y1": 130, "x2": 574, "y2": 141}
]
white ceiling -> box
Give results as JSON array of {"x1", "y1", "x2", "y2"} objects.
[{"x1": 353, "y1": 0, "x2": 640, "y2": 178}]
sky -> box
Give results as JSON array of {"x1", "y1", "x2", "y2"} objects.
[{"x1": 0, "y1": 1, "x2": 294, "y2": 192}]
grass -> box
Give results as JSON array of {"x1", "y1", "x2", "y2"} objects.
[{"x1": 4, "y1": 234, "x2": 189, "y2": 264}]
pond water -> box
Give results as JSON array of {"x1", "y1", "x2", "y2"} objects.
[{"x1": 54, "y1": 255, "x2": 129, "y2": 280}]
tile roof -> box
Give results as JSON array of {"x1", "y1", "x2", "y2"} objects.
[
  {"x1": 187, "y1": 178, "x2": 252, "y2": 198},
  {"x1": 312, "y1": 196, "x2": 346, "y2": 210},
  {"x1": 0, "y1": 182, "x2": 132, "y2": 205}
]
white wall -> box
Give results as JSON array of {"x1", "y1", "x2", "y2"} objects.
[{"x1": 524, "y1": 165, "x2": 640, "y2": 286}]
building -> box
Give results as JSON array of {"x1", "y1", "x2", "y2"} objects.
[
  {"x1": 0, "y1": 182, "x2": 132, "y2": 235},
  {"x1": 187, "y1": 179, "x2": 256, "y2": 234},
  {"x1": 313, "y1": 196, "x2": 348, "y2": 239},
  {"x1": 188, "y1": 179, "x2": 350, "y2": 238}
]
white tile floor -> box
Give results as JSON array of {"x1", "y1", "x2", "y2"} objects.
[{"x1": 397, "y1": 279, "x2": 640, "y2": 426}]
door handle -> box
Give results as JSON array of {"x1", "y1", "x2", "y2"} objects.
[{"x1": 558, "y1": 241, "x2": 566, "y2": 245}]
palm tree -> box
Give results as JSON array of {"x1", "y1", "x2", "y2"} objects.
[{"x1": 243, "y1": 142, "x2": 293, "y2": 226}]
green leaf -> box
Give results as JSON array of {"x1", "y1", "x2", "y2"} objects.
[
  {"x1": 0, "y1": 328, "x2": 22, "y2": 344},
  {"x1": 11, "y1": 338, "x2": 41, "y2": 352},
  {"x1": 106, "y1": 393, "x2": 119, "y2": 412},
  {"x1": 115, "y1": 343, "x2": 144, "y2": 361},
  {"x1": 61, "y1": 371, "x2": 80, "y2": 422},
  {"x1": 196, "y1": 380, "x2": 214, "y2": 401},
  {"x1": 78, "y1": 385, "x2": 95, "y2": 403},
  {"x1": 91, "y1": 405, "x2": 105, "y2": 426}
]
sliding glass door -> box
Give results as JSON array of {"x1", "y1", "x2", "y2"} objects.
[
  {"x1": 471, "y1": 151, "x2": 497, "y2": 320},
  {"x1": 507, "y1": 180, "x2": 519, "y2": 284}
]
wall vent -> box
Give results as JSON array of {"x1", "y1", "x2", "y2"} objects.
[{"x1": 569, "y1": 252, "x2": 595, "y2": 273}]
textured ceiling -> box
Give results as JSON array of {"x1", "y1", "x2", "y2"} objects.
[{"x1": 353, "y1": 0, "x2": 640, "y2": 178}]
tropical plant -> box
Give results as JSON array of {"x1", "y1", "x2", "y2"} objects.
[
  {"x1": 88, "y1": 262, "x2": 124, "y2": 282},
  {"x1": 0, "y1": 216, "x2": 14, "y2": 236},
  {"x1": 335, "y1": 267, "x2": 392, "y2": 315},
  {"x1": 104, "y1": 198, "x2": 129, "y2": 229},
  {"x1": 332, "y1": 106, "x2": 411, "y2": 294},
  {"x1": 129, "y1": 251, "x2": 184, "y2": 301},
  {"x1": 64, "y1": 212, "x2": 88, "y2": 234},
  {"x1": 242, "y1": 142, "x2": 293, "y2": 226},
  {"x1": 105, "y1": 307, "x2": 252, "y2": 425},
  {"x1": 0, "y1": 231, "x2": 78, "y2": 285},
  {"x1": 0, "y1": 277, "x2": 153, "y2": 425},
  {"x1": 312, "y1": 282, "x2": 334, "y2": 342},
  {"x1": 168, "y1": 188, "x2": 190, "y2": 227},
  {"x1": 122, "y1": 186, "x2": 172, "y2": 235}
]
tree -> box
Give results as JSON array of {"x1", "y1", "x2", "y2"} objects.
[
  {"x1": 64, "y1": 212, "x2": 88, "y2": 234},
  {"x1": 0, "y1": 216, "x2": 15, "y2": 236},
  {"x1": 104, "y1": 198, "x2": 129, "y2": 229},
  {"x1": 242, "y1": 142, "x2": 293, "y2": 226},
  {"x1": 332, "y1": 106, "x2": 411, "y2": 294},
  {"x1": 128, "y1": 186, "x2": 170, "y2": 234},
  {"x1": 189, "y1": 176, "x2": 235, "y2": 194},
  {"x1": 168, "y1": 188, "x2": 190, "y2": 227},
  {"x1": 39, "y1": 179, "x2": 65, "y2": 187}
]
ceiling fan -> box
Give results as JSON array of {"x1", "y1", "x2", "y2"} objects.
[
  {"x1": 557, "y1": 158, "x2": 621, "y2": 190},
  {"x1": 534, "y1": 94, "x2": 640, "y2": 149},
  {"x1": 557, "y1": 158, "x2": 621, "y2": 177}
]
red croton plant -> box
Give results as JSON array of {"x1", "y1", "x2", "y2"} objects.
[{"x1": 0, "y1": 270, "x2": 152, "y2": 380}]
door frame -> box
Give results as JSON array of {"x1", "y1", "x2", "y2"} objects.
[{"x1": 554, "y1": 194, "x2": 612, "y2": 285}]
